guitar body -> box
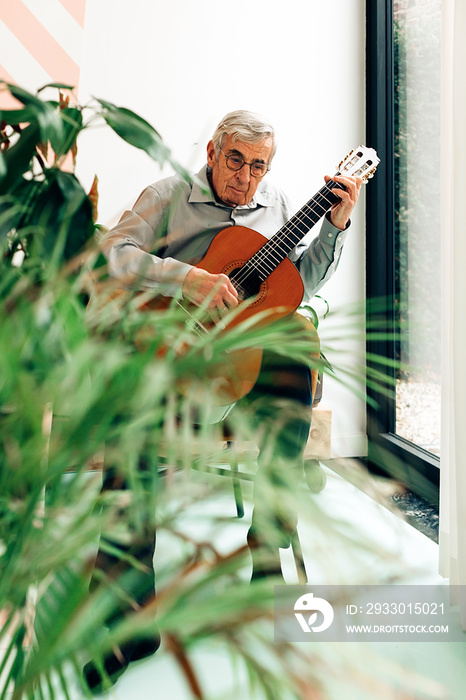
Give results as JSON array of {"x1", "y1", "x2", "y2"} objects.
[
  {"x1": 141, "y1": 226, "x2": 305, "y2": 408},
  {"x1": 196, "y1": 225, "x2": 304, "y2": 329},
  {"x1": 183, "y1": 225, "x2": 305, "y2": 407}
]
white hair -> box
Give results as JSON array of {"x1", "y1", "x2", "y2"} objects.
[{"x1": 211, "y1": 110, "x2": 277, "y2": 161}]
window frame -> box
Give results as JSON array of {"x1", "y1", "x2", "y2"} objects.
[{"x1": 365, "y1": 0, "x2": 440, "y2": 506}]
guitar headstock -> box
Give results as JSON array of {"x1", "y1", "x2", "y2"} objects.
[{"x1": 337, "y1": 145, "x2": 380, "y2": 183}]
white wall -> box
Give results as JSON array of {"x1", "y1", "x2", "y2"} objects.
[{"x1": 77, "y1": 0, "x2": 367, "y2": 456}]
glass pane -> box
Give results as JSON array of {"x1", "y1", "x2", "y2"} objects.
[{"x1": 393, "y1": 0, "x2": 441, "y2": 456}]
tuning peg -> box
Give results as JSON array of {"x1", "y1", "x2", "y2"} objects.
[
  {"x1": 337, "y1": 148, "x2": 354, "y2": 170},
  {"x1": 359, "y1": 168, "x2": 376, "y2": 184}
]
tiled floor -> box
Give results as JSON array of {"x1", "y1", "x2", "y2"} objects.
[{"x1": 70, "y1": 462, "x2": 466, "y2": 700}]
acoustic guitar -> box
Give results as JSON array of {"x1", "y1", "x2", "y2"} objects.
[{"x1": 105, "y1": 146, "x2": 379, "y2": 411}]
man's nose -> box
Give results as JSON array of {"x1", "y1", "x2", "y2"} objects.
[{"x1": 235, "y1": 164, "x2": 251, "y2": 183}]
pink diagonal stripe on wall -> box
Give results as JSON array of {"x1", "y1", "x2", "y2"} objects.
[
  {"x1": 0, "y1": 65, "x2": 15, "y2": 84},
  {"x1": 57, "y1": 0, "x2": 87, "y2": 29},
  {"x1": 2, "y1": 0, "x2": 80, "y2": 87},
  {"x1": 0, "y1": 65, "x2": 23, "y2": 108}
]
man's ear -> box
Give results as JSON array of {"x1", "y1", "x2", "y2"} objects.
[{"x1": 206, "y1": 140, "x2": 217, "y2": 167}]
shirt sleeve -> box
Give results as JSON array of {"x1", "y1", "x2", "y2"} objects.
[
  {"x1": 291, "y1": 214, "x2": 349, "y2": 301},
  {"x1": 100, "y1": 184, "x2": 193, "y2": 296}
]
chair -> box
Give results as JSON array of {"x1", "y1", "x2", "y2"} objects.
[{"x1": 190, "y1": 393, "x2": 332, "y2": 584}]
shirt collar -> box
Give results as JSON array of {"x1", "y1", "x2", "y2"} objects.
[{"x1": 188, "y1": 165, "x2": 273, "y2": 209}]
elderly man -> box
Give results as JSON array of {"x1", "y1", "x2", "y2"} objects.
[
  {"x1": 103, "y1": 107, "x2": 360, "y2": 554},
  {"x1": 104, "y1": 111, "x2": 359, "y2": 312},
  {"x1": 85, "y1": 109, "x2": 361, "y2": 691}
]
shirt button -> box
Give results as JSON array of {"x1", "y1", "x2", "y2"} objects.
[{"x1": 328, "y1": 232, "x2": 333, "y2": 238}]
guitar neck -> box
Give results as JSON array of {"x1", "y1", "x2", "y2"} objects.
[{"x1": 248, "y1": 177, "x2": 345, "y2": 283}]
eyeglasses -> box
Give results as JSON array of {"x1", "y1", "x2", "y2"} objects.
[{"x1": 220, "y1": 149, "x2": 269, "y2": 178}]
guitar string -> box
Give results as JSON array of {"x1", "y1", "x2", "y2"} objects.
[
  {"x1": 264, "y1": 180, "x2": 344, "y2": 254},
  {"x1": 252, "y1": 184, "x2": 341, "y2": 272},
  {"x1": 229, "y1": 192, "x2": 330, "y2": 290},
  {"x1": 189, "y1": 174, "x2": 345, "y2": 325},
  {"x1": 176, "y1": 297, "x2": 243, "y2": 347},
  {"x1": 232, "y1": 180, "x2": 341, "y2": 284},
  {"x1": 190, "y1": 180, "x2": 341, "y2": 326},
  {"x1": 173, "y1": 298, "x2": 213, "y2": 338},
  {"x1": 230, "y1": 180, "x2": 341, "y2": 291}
]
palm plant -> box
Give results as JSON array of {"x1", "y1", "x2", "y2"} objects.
[{"x1": 0, "y1": 82, "x2": 444, "y2": 700}]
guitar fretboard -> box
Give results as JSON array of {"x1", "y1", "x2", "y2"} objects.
[{"x1": 239, "y1": 178, "x2": 345, "y2": 284}]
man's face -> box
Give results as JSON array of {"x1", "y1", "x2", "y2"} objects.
[{"x1": 207, "y1": 134, "x2": 273, "y2": 207}]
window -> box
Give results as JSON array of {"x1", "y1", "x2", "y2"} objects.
[
  {"x1": 365, "y1": 0, "x2": 441, "y2": 504},
  {"x1": 393, "y1": 0, "x2": 442, "y2": 456}
]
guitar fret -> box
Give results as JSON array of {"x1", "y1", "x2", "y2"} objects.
[{"x1": 244, "y1": 180, "x2": 344, "y2": 281}]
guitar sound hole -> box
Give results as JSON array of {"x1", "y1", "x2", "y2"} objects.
[{"x1": 228, "y1": 266, "x2": 263, "y2": 301}]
